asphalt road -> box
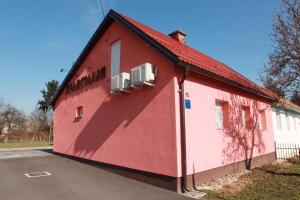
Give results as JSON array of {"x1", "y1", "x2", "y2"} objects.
[
  {"x1": 0, "y1": 147, "x2": 52, "y2": 159},
  {"x1": 0, "y1": 150, "x2": 194, "y2": 200}
]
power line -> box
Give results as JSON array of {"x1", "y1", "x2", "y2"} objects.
[{"x1": 99, "y1": 0, "x2": 105, "y2": 17}]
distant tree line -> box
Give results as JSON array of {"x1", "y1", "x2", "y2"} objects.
[{"x1": 0, "y1": 80, "x2": 59, "y2": 143}]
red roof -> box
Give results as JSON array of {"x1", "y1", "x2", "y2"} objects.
[
  {"x1": 278, "y1": 97, "x2": 300, "y2": 112},
  {"x1": 52, "y1": 10, "x2": 275, "y2": 105},
  {"x1": 120, "y1": 13, "x2": 274, "y2": 99}
]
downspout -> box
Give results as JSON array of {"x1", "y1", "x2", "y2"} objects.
[{"x1": 179, "y1": 66, "x2": 191, "y2": 192}]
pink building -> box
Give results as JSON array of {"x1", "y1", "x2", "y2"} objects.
[{"x1": 51, "y1": 10, "x2": 276, "y2": 192}]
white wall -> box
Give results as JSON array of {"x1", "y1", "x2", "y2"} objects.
[
  {"x1": 272, "y1": 107, "x2": 300, "y2": 158},
  {"x1": 272, "y1": 107, "x2": 300, "y2": 143}
]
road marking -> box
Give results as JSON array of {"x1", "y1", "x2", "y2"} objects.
[{"x1": 24, "y1": 171, "x2": 52, "y2": 178}]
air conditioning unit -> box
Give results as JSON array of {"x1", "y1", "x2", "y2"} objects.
[
  {"x1": 111, "y1": 72, "x2": 130, "y2": 94},
  {"x1": 130, "y1": 63, "x2": 155, "y2": 87}
]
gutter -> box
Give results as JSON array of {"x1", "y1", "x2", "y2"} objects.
[
  {"x1": 272, "y1": 104, "x2": 300, "y2": 115},
  {"x1": 179, "y1": 66, "x2": 191, "y2": 192},
  {"x1": 177, "y1": 62, "x2": 276, "y2": 193},
  {"x1": 178, "y1": 61, "x2": 276, "y2": 102},
  {"x1": 51, "y1": 9, "x2": 275, "y2": 107}
]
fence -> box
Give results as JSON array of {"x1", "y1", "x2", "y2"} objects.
[{"x1": 275, "y1": 142, "x2": 300, "y2": 160}]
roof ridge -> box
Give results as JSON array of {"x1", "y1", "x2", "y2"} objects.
[
  {"x1": 116, "y1": 11, "x2": 274, "y2": 100},
  {"x1": 51, "y1": 9, "x2": 276, "y2": 105}
]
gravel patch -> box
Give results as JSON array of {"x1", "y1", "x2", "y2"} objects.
[
  {"x1": 196, "y1": 170, "x2": 250, "y2": 191},
  {"x1": 182, "y1": 190, "x2": 206, "y2": 199}
]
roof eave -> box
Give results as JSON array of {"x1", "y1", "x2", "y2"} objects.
[
  {"x1": 51, "y1": 12, "x2": 114, "y2": 106},
  {"x1": 110, "y1": 11, "x2": 178, "y2": 64},
  {"x1": 273, "y1": 102, "x2": 300, "y2": 114},
  {"x1": 178, "y1": 61, "x2": 276, "y2": 102},
  {"x1": 51, "y1": 9, "x2": 178, "y2": 106},
  {"x1": 51, "y1": 9, "x2": 275, "y2": 106}
]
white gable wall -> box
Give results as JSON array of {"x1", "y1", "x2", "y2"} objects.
[
  {"x1": 272, "y1": 107, "x2": 300, "y2": 158},
  {"x1": 272, "y1": 107, "x2": 300, "y2": 143}
]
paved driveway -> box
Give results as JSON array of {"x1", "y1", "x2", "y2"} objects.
[{"x1": 0, "y1": 149, "x2": 193, "y2": 200}]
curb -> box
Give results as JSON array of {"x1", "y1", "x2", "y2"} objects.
[{"x1": 0, "y1": 146, "x2": 53, "y2": 152}]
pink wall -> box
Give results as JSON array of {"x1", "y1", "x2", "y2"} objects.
[
  {"x1": 177, "y1": 74, "x2": 275, "y2": 175},
  {"x1": 54, "y1": 19, "x2": 276, "y2": 179},
  {"x1": 53, "y1": 21, "x2": 180, "y2": 177}
]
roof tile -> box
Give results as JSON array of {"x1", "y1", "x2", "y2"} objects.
[{"x1": 120, "y1": 13, "x2": 274, "y2": 99}]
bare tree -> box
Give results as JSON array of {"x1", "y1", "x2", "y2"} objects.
[
  {"x1": 1, "y1": 104, "x2": 19, "y2": 130},
  {"x1": 29, "y1": 107, "x2": 48, "y2": 132},
  {"x1": 28, "y1": 106, "x2": 52, "y2": 141},
  {"x1": 0, "y1": 99, "x2": 5, "y2": 135},
  {"x1": 0, "y1": 103, "x2": 27, "y2": 142},
  {"x1": 260, "y1": 0, "x2": 300, "y2": 105}
]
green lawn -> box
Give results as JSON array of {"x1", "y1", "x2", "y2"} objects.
[
  {"x1": 203, "y1": 159, "x2": 300, "y2": 200},
  {"x1": 0, "y1": 141, "x2": 52, "y2": 148}
]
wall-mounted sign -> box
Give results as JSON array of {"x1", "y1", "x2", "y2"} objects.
[
  {"x1": 185, "y1": 99, "x2": 191, "y2": 109},
  {"x1": 66, "y1": 67, "x2": 106, "y2": 94}
]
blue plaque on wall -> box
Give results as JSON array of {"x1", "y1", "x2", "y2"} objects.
[{"x1": 185, "y1": 99, "x2": 191, "y2": 109}]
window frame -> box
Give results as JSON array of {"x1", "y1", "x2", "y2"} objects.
[
  {"x1": 240, "y1": 106, "x2": 251, "y2": 129},
  {"x1": 293, "y1": 115, "x2": 297, "y2": 130},
  {"x1": 276, "y1": 111, "x2": 282, "y2": 131},
  {"x1": 215, "y1": 100, "x2": 229, "y2": 130},
  {"x1": 76, "y1": 106, "x2": 84, "y2": 118},
  {"x1": 215, "y1": 101, "x2": 224, "y2": 129},
  {"x1": 259, "y1": 109, "x2": 267, "y2": 131},
  {"x1": 285, "y1": 112, "x2": 290, "y2": 131},
  {"x1": 110, "y1": 40, "x2": 121, "y2": 78}
]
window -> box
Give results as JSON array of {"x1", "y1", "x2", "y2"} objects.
[
  {"x1": 285, "y1": 113, "x2": 290, "y2": 131},
  {"x1": 111, "y1": 40, "x2": 121, "y2": 77},
  {"x1": 276, "y1": 111, "x2": 282, "y2": 130},
  {"x1": 293, "y1": 116, "x2": 297, "y2": 130},
  {"x1": 240, "y1": 106, "x2": 251, "y2": 129},
  {"x1": 76, "y1": 106, "x2": 83, "y2": 118},
  {"x1": 216, "y1": 102, "x2": 223, "y2": 129},
  {"x1": 215, "y1": 101, "x2": 229, "y2": 129},
  {"x1": 259, "y1": 110, "x2": 267, "y2": 130}
]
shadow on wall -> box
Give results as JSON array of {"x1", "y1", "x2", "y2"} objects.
[
  {"x1": 221, "y1": 93, "x2": 269, "y2": 170},
  {"x1": 64, "y1": 73, "x2": 173, "y2": 159},
  {"x1": 55, "y1": 67, "x2": 102, "y2": 124}
]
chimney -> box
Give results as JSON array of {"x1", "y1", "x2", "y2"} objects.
[{"x1": 169, "y1": 30, "x2": 186, "y2": 44}]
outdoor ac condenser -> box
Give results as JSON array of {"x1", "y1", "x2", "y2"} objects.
[
  {"x1": 111, "y1": 72, "x2": 130, "y2": 94},
  {"x1": 130, "y1": 63, "x2": 155, "y2": 87}
]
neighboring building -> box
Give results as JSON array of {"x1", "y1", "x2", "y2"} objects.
[
  {"x1": 51, "y1": 10, "x2": 276, "y2": 192},
  {"x1": 1, "y1": 126, "x2": 8, "y2": 135},
  {"x1": 0, "y1": 126, "x2": 8, "y2": 142},
  {"x1": 272, "y1": 99, "x2": 300, "y2": 158}
]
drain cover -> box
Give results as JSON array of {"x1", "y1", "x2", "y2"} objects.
[{"x1": 24, "y1": 171, "x2": 52, "y2": 178}]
